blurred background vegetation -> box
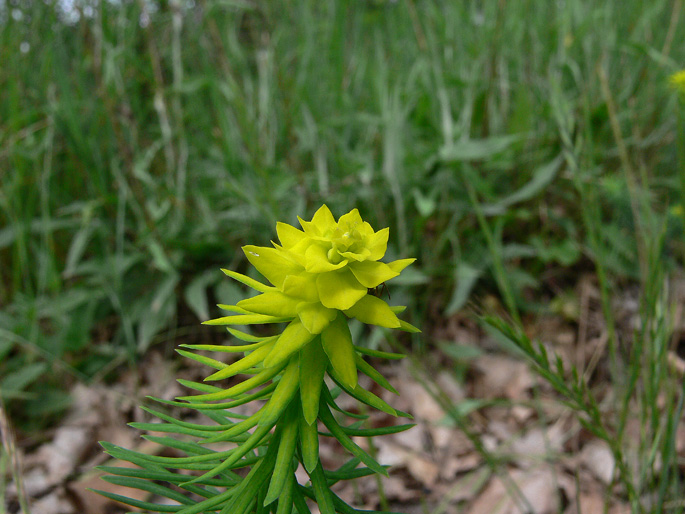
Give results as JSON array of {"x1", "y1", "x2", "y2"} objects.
[{"x1": 0, "y1": 0, "x2": 683, "y2": 440}]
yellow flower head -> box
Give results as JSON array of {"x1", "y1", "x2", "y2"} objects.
[
  {"x1": 669, "y1": 70, "x2": 685, "y2": 94},
  {"x1": 203, "y1": 205, "x2": 418, "y2": 422},
  {"x1": 239, "y1": 205, "x2": 414, "y2": 324}
]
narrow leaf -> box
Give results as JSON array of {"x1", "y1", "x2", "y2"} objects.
[
  {"x1": 176, "y1": 349, "x2": 226, "y2": 370},
  {"x1": 221, "y1": 268, "x2": 274, "y2": 293},
  {"x1": 205, "y1": 340, "x2": 276, "y2": 381},
  {"x1": 178, "y1": 365, "x2": 283, "y2": 401},
  {"x1": 299, "y1": 337, "x2": 327, "y2": 425},
  {"x1": 259, "y1": 356, "x2": 301, "y2": 426},
  {"x1": 203, "y1": 313, "x2": 291, "y2": 326},
  {"x1": 321, "y1": 313, "x2": 358, "y2": 389},
  {"x1": 89, "y1": 489, "x2": 183, "y2": 512},
  {"x1": 354, "y1": 355, "x2": 398, "y2": 394},
  {"x1": 182, "y1": 422, "x2": 274, "y2": 486},
  {"x1": 263, "y1": 318, "x2": 316, "y2": 368},
  {"x1": 309, "y1": 462, "x2": 336, "y2": 514},
  {"x1": 318, "y1": 402, "x2": 387, "y2": 476},
  {"x1": 179, "y1": 339, "x2": 272, "y2": 353},
  {"x1": 264, "y1": 409, "x2": 298, "y2": 505},
  {"x1": 353, "y1": 346, "x2": 405, "y2": 360},
  {"x1": 299, "y1": 414, "x2": 319, "y2": 474}
]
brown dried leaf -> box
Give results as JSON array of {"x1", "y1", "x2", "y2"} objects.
[
  {"x1": 469, "y1": 468, "x2": 560, "y2": 514},
  {"x1": 580, "y1": 440, "x2": 615, "y2": 485},
  {"x1": 472, "y1": 355, "x2": 535, "y2": 400}
]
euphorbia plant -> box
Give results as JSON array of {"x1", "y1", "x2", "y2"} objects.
[{"x1": 94, "y1": 205, "x2": 419, "y2": 514}]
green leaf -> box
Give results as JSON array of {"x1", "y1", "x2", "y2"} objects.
[
  {"x1": 309, "y1": 462, "x2": 337, "y2": 514},
  {"x1": 100, "y1": 442, "x2": 168, "y2": 472},
  {"x1": 179, "y1": 337, "x2": 273, "y2": 353},
  {"x1": 101, "y1": 475, "x2": 193, "y2": 505},
  {"x1": 184, "y1": 270, "x2": 216, "y2": 320},
  {"x1": 227, "y1": 327, "x2": 270, "y2": 342},
  {"x1": 482, "y1": 154, "x2": 563, "y2": 215},
  {"x1": 175, "y1": 379, "x2": 222, "y2": 393},
  {"x1": 129, "y1": 422, "x2": 225, "y2": 439},
  {"x1": 205, "y1": 340, "x2": 276, "y2": 381},
  {"x1": 339, "y1": 423, "x2": 415, "y2": 437},
  {"x1": 263, "y1": 318, "x2": 316, "y2": 368},
  {"x1": 138, "y1": 273, "x2": 179, "y2": 353},
  {"x1": 323, "y1": 459, "x2": 382, "y2": 482},
  {"x1": 143, "y1": 435, "x2": 235, "y2": 456},
  {"x1": 176, "y1": 349, "x2": 226, "y2": 371},
  {"x1": 203, "y1": 313, "x2": 291, "y2": 326},
  {"x1": 157, "y1": 382, "x2": 276, "y2": 411},
  {"x1": 178, "y1": 365, "x2": 283, "y2": 401},
  {"x1": 316, "y1": 269, "x2": 367, "y2": 310},
  {"x1": 217, "y1": 304, "x2": 253, "y2": 314},
  {"x1": 97, "y1": 465, "x2": 231, "y2": 488},
  {"x1": 321, "y1": 314, "x2": 358, "y2": 390},
  {"x1": 238, "y1": 291, "x2": 300, "y2": 317},
  {"x1": 182, "y1": 422, "x2": 274, "y2": 486},
  {"x1": 0, "y1": 362, "x2": 48, "y2": 399},
  {"x1": 264, "y1": 409, "x2": 298, "y2": 505},
  {"x1": 399, "y1": 319, "x2": 421, "y2": 333},
  {"x1": 298, "y1": 413, "x2": 319, "y2": 474},
  {"x1": 329, "y1": 374, "x2": 405, "y2": 418},
  {"x1": 259, "y1": 356, "x2": 301, "y2": 426},
  {"x1": 445, "y1": 262, "x2": 482, "y2": 315},
  {"x1": 140, "y1": 406, "x2": 233, "y2": 432},
  {"x1": 174, "y1": 489, "x2": 236, "y2": 514},
  {"x1": 218, "y1": 446, "x2": 279, "y2": 514},
  {"x1": 438, "y1": 134, "x2": 521, "y2": 161},
  {"x1": 355, "y1": 355, "x2": 397, "y2": 394},
  {"x1": 353, "y1": 346, "x2": 405, "y2": 360},
  {"x1": 299, "y1": 337, "x2": 327, "y2": 425},
  {"x1": 318, "y1": 402, "x2": 387, "y2": 477},
  {"x1": 275, "y1": 473, "x2": 295, "y2": 514},
  {"x1": 344, "y1": 295, "x2": 400, "y2": 329},
  {"x1": 122, "y1": 445, "x2": 237, "y2": 467},
  {"x1": 221, "y1": 268, "x2": 275, "y2": 293},
  {"x1": 291, "y1": 484, "x2": 313, "y2": 514},
  {"x1": 201, "y1": 411, "x2": 261, "y2": 444},
  {"x1": 89, "y1": 489, "x2": 184, "y2": 512},
  {"x1": 321, "y1": 387, "x2": 368, "y2": 419}
]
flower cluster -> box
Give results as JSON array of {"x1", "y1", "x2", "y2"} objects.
[{"x1": 203, "y1": 205, "x2": 418, "y2": 422}]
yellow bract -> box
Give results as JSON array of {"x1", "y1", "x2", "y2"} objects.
[{"x1": 237, "y1": 204, "x2": 414, "y2": 331}]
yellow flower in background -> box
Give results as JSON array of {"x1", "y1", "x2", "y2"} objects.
[{"x1": 669, "y1": 70, "x2": 685, "y2": 94}]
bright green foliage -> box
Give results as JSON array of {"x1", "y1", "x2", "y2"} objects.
[{"x1": 95, "y1": 206, "x2": 418, "y2": 513}]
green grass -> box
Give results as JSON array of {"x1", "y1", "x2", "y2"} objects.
[{"x1": 1, "y1": 0, "x2": 684, "y2": 511}]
